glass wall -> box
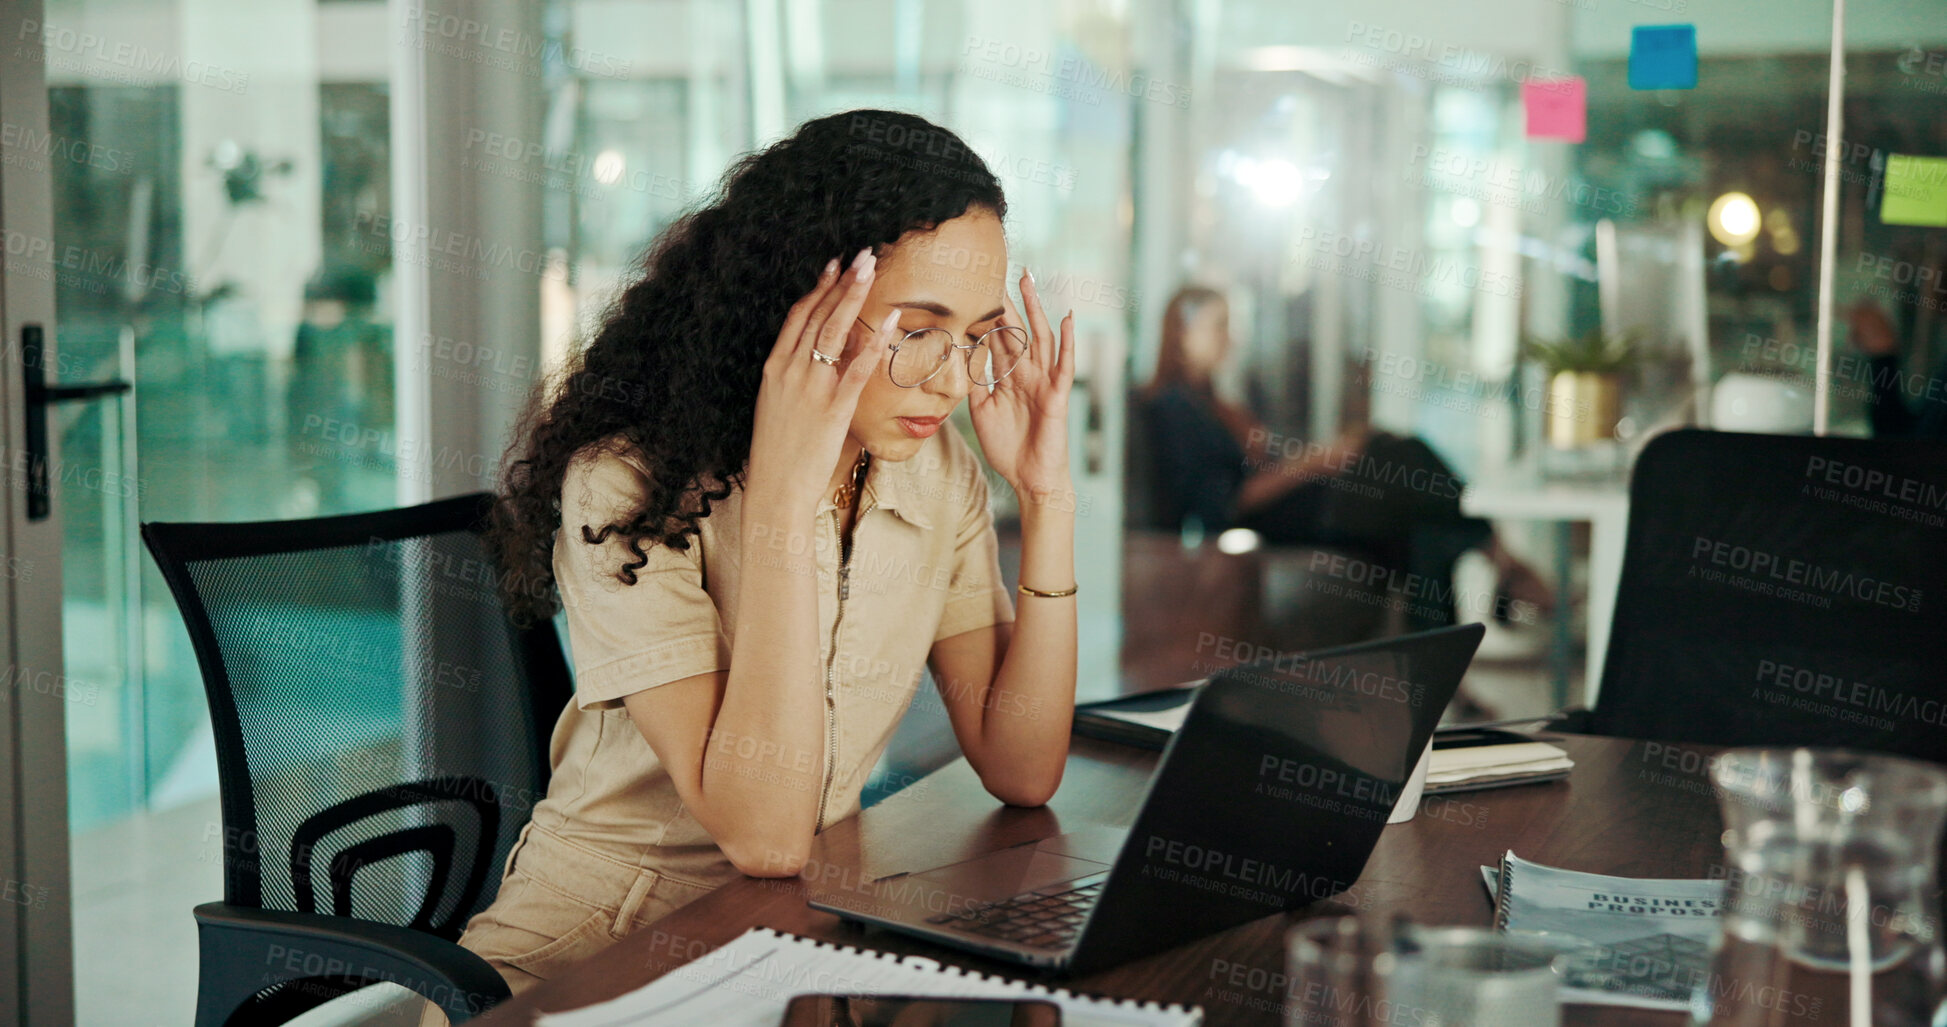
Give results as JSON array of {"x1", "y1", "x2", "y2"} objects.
[
  {"x1": 503, "y1": 0, "x2": 1946, "y2": 751},
  {"x1": 518, "y1": 0, "x2": 1947, "y2": 726},
  {"x1": 1150, "y1": 1, "x2": 1947, "y2": 713},
  {"x1": 46, "y1": 0, "x2": 397, "y2": 831},
  {"x1": 33, "y1": 0, "x2": 396, "y2": 1022}
]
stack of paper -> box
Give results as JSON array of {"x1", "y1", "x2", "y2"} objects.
[
  {"x1": 535, "y1": 927, "x2": 1203, "y2": 1027},
  {"x1": 1088, "y1": 702, "x2": 1192, "y2": 734},
  {"x1": 1071, "y1": 685, "x2": 1199, "y2": 750},
  {"x1": 1486, "y1": 851, "x2": 1723, "y2": 1010},
  {"x1": 1425, "y1": 740, "x2": 1573, "y2": 793}
]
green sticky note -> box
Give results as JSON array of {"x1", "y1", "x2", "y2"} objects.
[{"x1": 1883, "y1": 154, "x2": 1947, "y2": 227}]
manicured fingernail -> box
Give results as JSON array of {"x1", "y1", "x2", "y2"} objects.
[
  {"x1": 1025, "y1": 267, "x2": 1035, "y2": 284},
  {"x1": 851, "y1": 248, "x2": 871, "y2": 270},
  {"x1": 824, "y1": 258, "x2": 839, "y2": 276},
  {"x1": 881, "y1": 309, "x2": 901, "y2": 332}
]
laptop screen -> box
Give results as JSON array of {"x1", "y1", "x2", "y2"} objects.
[{"x1": 1070, "y1": 624, "x2": 1480, "y2": 972}]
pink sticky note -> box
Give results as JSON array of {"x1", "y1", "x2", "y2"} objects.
[{"x1": 1523, "y1": 77, "x2": 1587, "y2": 143}]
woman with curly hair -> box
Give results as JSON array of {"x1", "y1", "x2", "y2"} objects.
[{"x1": 460, "y1": 109, "x2": 1078, "y2": 999}]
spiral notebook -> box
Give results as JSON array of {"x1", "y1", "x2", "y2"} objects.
[
  {"x1": 534, "y1": 926, "x2": 1202, "y2": 1026},
  {"x1": 1485, "y1": 851, "x2": 1723, "y2": 1011}
]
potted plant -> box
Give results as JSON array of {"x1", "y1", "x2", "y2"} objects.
[{"x1": 1521, "y1": 328, "x2": 1640, "y2": 449}]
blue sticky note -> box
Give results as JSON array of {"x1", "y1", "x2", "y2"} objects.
[{"x1": 1630, "y1": 25, "x2": 1698, "y2": 90}]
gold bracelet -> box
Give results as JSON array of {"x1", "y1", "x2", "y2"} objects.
[{"x1": 1017, "y1": 583, "x2": 1078, "y2": 598}]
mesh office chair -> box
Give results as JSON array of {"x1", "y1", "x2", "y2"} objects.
[
  {"x1": 1572, "y1": 429, "x2": 1947, "y2": 761},
  {"x1": 143, "y1": 493, "x2": 573, "y2": 1025}
]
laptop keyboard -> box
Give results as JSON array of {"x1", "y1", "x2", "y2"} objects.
[{"x1": 923, "y1": 874, "x2": 1107, "y2": 950}]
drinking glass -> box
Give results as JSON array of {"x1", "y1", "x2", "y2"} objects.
[
  {"x1": 1285, "y1": 915, "x2": 1407, "y2": 1027},
  {"x1": 1391, "y1": 926, "x2": 1564, "y2": 1026},
  {"x1": 1286, "y1": 917, "x2": 1563, "y2": 1027},
  {"x1": 1695, "y1": 748, "x2": 1947, "y2": 1027}
]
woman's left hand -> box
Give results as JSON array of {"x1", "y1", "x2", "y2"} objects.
[{"x1": 970, "y1": 269, "x2": 1077, "y2": 508}]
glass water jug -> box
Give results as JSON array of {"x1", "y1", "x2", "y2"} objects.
[{"x1": 1694, "y1": 748, "x2": 1947, "y2": 1027}]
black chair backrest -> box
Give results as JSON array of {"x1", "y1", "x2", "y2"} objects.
[
  {"x1": 1592, "y1": 429, "x2": 1947, "y2": 762},
  {"x1": 143, "y1": 493, "x2": 572, "y2": 939}
]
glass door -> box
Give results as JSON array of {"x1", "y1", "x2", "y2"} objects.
[
  {"x1": 0, "y1": 0, "x2": 76, "y2": 1016},
  {"x1": 3, "y1": 0, "x2": 400, "y2": 1021}
]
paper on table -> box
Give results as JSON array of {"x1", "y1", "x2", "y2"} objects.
[
  {"x1": 1087, "y1": 703, "x2": 1193, "y2": 733},
  {"x1": 1427, "y1": 758, "x2": 1573, "y2": 785},
  {"x1": 1487, "y1": 852, "x2": 1724, "y2": 1011},
  {"x1": 534, "y1": 927, "x2": 1202, "y2": 1027},
  {"x1": 1428, "y1": 741, "x2": 1569, "y2": 773},
  {"x1": 1428, "y1": 741, "x2": 1573, "y2": 785}
]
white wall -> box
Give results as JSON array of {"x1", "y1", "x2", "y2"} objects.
[
  {"x1": 179, "y1": 0, "x2": 322, "y2": 363},
  {"x1": 1216, "y1": 0, "x2": 1572, "y2": 61},
  {"x1": 1573, "y1": 0, "x2": 1947, "y2": 57}
]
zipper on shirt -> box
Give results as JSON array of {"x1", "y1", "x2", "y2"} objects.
[{"x1": 814, "y1": 506, "x2": 855, "y2": 832}]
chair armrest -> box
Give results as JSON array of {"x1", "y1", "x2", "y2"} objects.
[
  {"x1": 194, "y1": 901, "x2": 510, "y2": 1023},
  {"x1": 1543, "y1": 706, "x2": 1593, "y2": 733}
]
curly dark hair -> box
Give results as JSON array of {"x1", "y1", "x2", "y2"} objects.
[{"x1": 488, "y1": 109, "x2": 1007, "y2": 624}]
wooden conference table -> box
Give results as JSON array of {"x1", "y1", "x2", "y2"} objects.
[{"x1": 475, "y1": 733, "x2": 1724, "y2": 1026}]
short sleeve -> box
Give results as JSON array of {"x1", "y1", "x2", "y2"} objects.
[
  {"x1": 553, "y1": 445, "x2": 729, "y2": 711},
  {"x1": 932, "y1": 453, "x2": 1017, "y2": 644}
]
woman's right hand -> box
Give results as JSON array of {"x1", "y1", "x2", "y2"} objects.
[{"x1": 746, "y1": 249, "x2": 899, "y2": 512}]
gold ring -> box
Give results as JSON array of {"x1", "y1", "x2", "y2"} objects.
[{"x1": 809, "y1": 349, "x2": 839, "y2": 366}]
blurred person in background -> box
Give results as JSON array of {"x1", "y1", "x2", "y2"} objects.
[
  {"x1": 1850, "y1": 298, "x2": 1947, "y2": 440},
  {"x1": 1137, "y1": 285, "x2": 1553, "y2": 629}
]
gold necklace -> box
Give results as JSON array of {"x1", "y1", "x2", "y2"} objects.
[{"x1": 833, "y1": 450, "x2": 870, "y2": 509}]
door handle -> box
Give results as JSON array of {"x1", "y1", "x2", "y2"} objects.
[{"x1": 21, "y1": 323, "x2": 132, "y2": 521}]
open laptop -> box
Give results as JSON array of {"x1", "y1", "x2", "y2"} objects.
[{"x1": 806, "y1": 622, "x2": 1485, "y2": 975}]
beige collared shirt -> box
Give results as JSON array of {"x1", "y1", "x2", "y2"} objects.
[{"x1": 527, "y1": 425, "x2": 1015, "y2": 897}]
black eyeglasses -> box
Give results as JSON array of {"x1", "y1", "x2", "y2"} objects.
[{"x1": 856, "y1": 316, "x2": 1029, "y2": 388}]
